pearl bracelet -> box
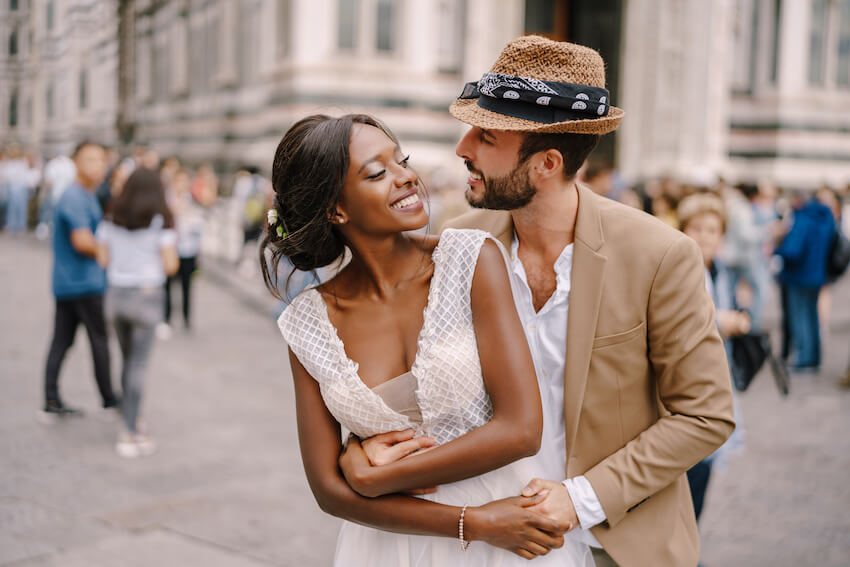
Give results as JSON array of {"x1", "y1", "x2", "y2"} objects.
[{"x1": 459, "y1": 504, "x2": 471, "y2": 551}]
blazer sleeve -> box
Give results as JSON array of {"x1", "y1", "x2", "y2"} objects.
[{"x1": 584, "y1": 235, "x2": 736, "y2": 527}]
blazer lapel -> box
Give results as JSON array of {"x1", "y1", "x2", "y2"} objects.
[{"x1": 564, "y1": 185, "x2": 607, "y2": 457}]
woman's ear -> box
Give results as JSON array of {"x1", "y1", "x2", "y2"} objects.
[{"x1": 329, "y1": 207, "x2": 348, "y2": 225}]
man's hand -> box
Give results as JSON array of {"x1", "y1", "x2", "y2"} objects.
[
  {"x1": 464, "y1": 494, "x2": 568, "y2": 559},
  {"x1": 522, "y1": 478, "x2": 579, "y2": 533},
  {"x1": 361, "y1": 429, "x2": 436, "y2": 466}
]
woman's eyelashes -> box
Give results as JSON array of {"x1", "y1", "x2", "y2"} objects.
[{"x1": 364, "y1": 155, "x2": 411, "y2": 180}]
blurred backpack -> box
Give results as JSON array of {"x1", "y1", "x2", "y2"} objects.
[{"x1": 827, "y1": 227, "x2": 850, "y2": 279}]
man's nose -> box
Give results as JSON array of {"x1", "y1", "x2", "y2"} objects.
[{"x1": 456, "y1": 127, "x2": 476, "y2": 160}]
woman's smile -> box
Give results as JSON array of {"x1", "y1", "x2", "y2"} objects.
[{"x1": 389, "y1": 189, "x2": 423, "y2": 212}]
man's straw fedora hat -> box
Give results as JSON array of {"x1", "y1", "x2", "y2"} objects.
[{"x1": 449, "y1": 35, "x2": 623, "y2": 135}]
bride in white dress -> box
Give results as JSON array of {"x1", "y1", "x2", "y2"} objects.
[{"x1": 262, "y1": 113, "x2": 592, "y2": 567}]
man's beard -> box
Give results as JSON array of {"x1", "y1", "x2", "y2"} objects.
[{"x1": 465, "y1": 160, "x2": 537, "y2": 211}]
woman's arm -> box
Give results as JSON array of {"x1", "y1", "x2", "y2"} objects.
[
  {"x1": 289, "y1": 348, "x2": 565, "y2": 559},
  {"x1": 339, "y1": 239, "x2": 543, "y2": 498},
  {"x1": 160, "y1": 245, "x2": 179, "y2": 277}
]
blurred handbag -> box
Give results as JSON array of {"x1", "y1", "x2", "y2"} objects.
[
  {"x1": 730, "y1": 332, "x2": 789, "y2": 396},
  {"x1": 827, "y1": 228, "x2": 850, "y2": 279}
]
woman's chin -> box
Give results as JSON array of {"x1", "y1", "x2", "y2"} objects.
[{"x1": 397, "y1": 212, "x2": 430, "y2": 233}]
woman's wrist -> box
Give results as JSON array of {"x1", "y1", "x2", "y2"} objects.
[{"x1": 459, "y1": 506, "x2": 486, "y2": 542}]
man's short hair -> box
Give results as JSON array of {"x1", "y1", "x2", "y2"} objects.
[
  {"x1": 518, "y1": 132, "x2": 601, "y2": 180},
  {"x1": 72, "y1": 140, "x2": 104, "y2": 158}
]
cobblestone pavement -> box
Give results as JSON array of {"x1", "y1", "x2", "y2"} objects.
[{"x1": 1, "y1": 234, "x2": 849, "y2": 566}]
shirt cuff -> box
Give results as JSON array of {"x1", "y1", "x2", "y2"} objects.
[{"x1": 563, "y1": 476, "x2": 607, "y2": 530}]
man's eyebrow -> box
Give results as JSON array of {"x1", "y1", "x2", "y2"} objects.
[{"x1": 356, "y1": 145, "x2": 401, "y2": 174}]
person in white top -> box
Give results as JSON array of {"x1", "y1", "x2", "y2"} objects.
[
  {"x1": 163, "y1": 167, "x2": 205, "y2": 334},
  {"x1": 96, "y1": 168, "x2": 178, "y2": 458},
  {"x1": 37, "y1": 153, "x2": 77, "y2": 238},
  {"x1": 263, "y1": 113, "x2": 592, "y2": 566}
]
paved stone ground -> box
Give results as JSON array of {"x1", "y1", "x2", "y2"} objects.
[
  {"x1": 0, "y1": 236, "x2": 339, "y2": 566},
  {"x1": 2, "y1": 234, "x2": 849, "y2": 566}
]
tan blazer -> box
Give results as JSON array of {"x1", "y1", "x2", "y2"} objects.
[{"x1": 445, "y1": 184, "x2": 735, "y2": 567}]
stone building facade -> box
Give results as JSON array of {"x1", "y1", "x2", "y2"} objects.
[
  {"x1": 1, "y1": 0, "x2": 120, "y2": 156},
  {"x1": 2, "y1": 0, "x2": 849, "y2": 189}
]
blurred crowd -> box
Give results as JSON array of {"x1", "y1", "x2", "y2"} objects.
[
  {"x1": 0, "y1": 140, "x2": 284, "y2": 457},
  {"x1": 576, "y1": 159, "x2": 850, "y2": 387},
  {"x1": 2, "y1": 141, "x2": 849, "y2": 459}
]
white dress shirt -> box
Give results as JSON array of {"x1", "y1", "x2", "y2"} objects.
[{"x1": 508, "y1": 235, "x2": 606, "y2": 548}]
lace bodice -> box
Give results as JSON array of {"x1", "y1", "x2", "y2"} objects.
[{"x1": 277, "y1": 229, "x2": 498, "y2": 445}]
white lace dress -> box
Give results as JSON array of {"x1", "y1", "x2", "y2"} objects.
[{"x1": 278, "y1": 229, "x2": 593, "y2": 567}]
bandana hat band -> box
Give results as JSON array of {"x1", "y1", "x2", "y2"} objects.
[{"x1": 458, "y1": 72, "x2": 610, "y2": 124}]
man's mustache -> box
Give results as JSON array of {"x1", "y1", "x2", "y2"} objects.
[{"x1": 464, "y1": 160, "x2": 483, "y2": 178}]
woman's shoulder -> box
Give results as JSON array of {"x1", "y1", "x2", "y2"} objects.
[{"x1": 277, "y1": 288, "x2": 323, "y2": 342}]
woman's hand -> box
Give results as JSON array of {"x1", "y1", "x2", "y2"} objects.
[
  {"x1": 717, "y1": 309, "x2": 750, "y2": 337},
  {"x1": 340, "y1": 433, "x2": 437, "y2": 497},
  {"x1": 361, "y1": 430, "x2": 436, "y2": 466},
  {"x1": 464, "y1": 494, "x2": 569, "y2": 559}
]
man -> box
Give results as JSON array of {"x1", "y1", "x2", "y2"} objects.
[
  {"x1": 42, "y1": 141, "x2": 118, "y2": 418},
  {"x1": 337, "y1": 36, "x2": 734, "y2": 565},
  {"x1": 441, "y1": 36, "x2": 735, "y2": 566}
]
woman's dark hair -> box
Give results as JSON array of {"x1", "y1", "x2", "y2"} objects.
[
  {"x1": 260, "y1": 114, "x2": 399, "y2": 299},
  {"x1": 109, "y1": 168, "x2": 175, "y2": 230},
  {"x1": 518, "y1": 132, "x2": 600, "y2": 179}
]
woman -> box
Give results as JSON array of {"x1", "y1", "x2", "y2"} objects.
[
  {"x1": 261, "y1": 114, "x2": 590, "y2": 566},
  {"x1": 97, "y1": 168, "x2": 178, "y2": 458},
  {"x1": 163, "y1": 167, "x2": 204, "y2": 334},
  {"x1": 677, "y1": 193, "x2": 746, "y2": 522}
]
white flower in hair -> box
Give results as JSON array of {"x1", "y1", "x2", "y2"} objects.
[{"x1": 267, "y1": 208, "x2": 279, "y2": 225}]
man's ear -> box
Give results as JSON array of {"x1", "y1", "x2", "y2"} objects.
[{"x1": 529, "y1": 149, "x2": 564, "y2": 182}]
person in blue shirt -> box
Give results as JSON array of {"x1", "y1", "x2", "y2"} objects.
[
  {"x1": 42, "y1": 141, "x2": 119, "y2": 417},
  {"x1": 775, "y1": 194, "x2": 836, "y2": 371}
]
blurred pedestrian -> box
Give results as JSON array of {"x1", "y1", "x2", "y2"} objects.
[
  {"x1": 815, "y1": 187, "x2": 843, "y2": 337},
  {"x1": 96, "y1": 168, "x2": 178, "y2": 457},
  {"x1": 723, "y1": 183, "x2": 772, "y2": 330},
  {"x1": 776, "y1": 192, "x2": 836, "y2": 372},
  {"x1": 4, "y1": 145, "x2": 36, "y2": 234},
  {"x1": 191, "y1": 162, "x2": 218, "y2": 207},
  {"x1": 163, "y1": 167, "x2": 205, "y2": 336},
  {"x1": 42, "y1": 141, "x2": 119, "y2": 419},
  {"x1": 678, "y1": 193, "x2": 747, "y2": 524},
  {"x1": 581, "y1": 160, "x2": 614, "y2": 198},
  {"x1": 37, "y1": 152, "x2": 77, "y2": 240}
]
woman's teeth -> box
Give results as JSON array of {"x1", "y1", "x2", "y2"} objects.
[{"x1": 391, "y1": 193, "x2": 421, "y2": 209}]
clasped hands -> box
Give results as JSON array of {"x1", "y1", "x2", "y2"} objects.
[{"x1": 338, "y1": 430, "x2": 579, "y2": 559}]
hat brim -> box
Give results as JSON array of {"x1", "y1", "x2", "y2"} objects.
[{"x1": 449, "y1": 98, "x2": 623, "y2": 135}]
